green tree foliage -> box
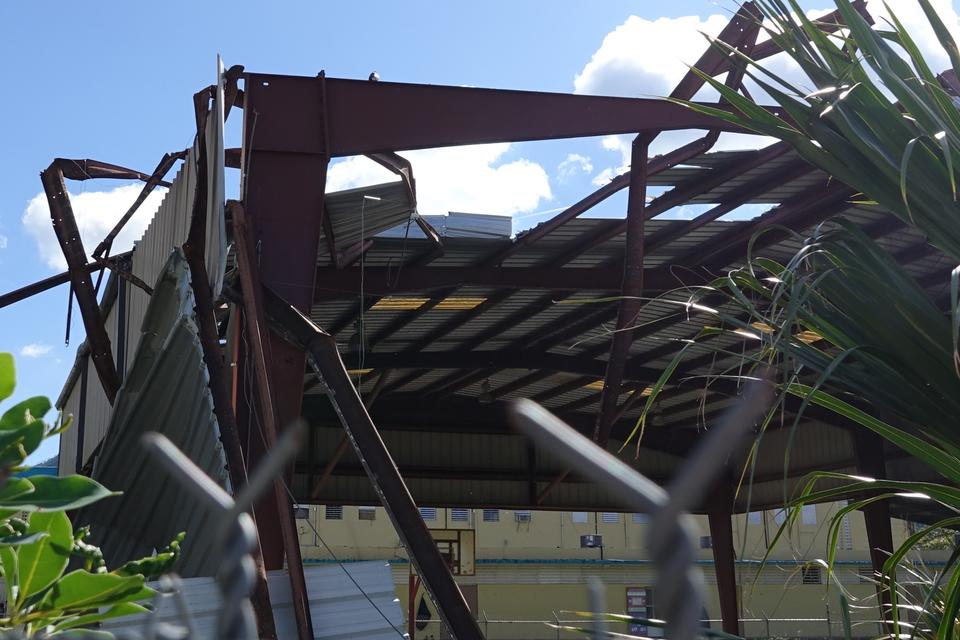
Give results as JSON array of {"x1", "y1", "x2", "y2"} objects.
[
  {"x1": 0, "y1": 354, "x2": 182, "y2": 637},
  {"x1": 655, "y1": 0, "x2": 960, "y2": 636}
]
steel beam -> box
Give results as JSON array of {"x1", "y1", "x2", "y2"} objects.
[
  {"x1": 256, "y1": 286, "x2": 484, "y2": 640},
  {"x1": 93, "y1": 150, "x2": 187, "y2": 259},
  {"x1": 42, "y1": 165, "x2": 120, "y2": 405},
  {"x1": 341, "y1": 349, "x2": 661, "y2": 381},
  {"x1": 596, "y1": 135, "x2": 650, "y2": 445},
  {"x1": 709, "y1": 511, "x2": 740, "y2": 634},
  {"x1": 241, "y1": 73, "x2": 330, "y2": 574},
  {"x1": 854, "y1": 430, "x2": 894, "y2": 633},
  {"x1": 314, "y1": 265, "x2": 705, "y2": 300},
  {"x1": 245, "y1": 74, "x2": 784, "y2": 158},
  {"x1": 0, "y1": 251, "x2": 133, "y2": 310},
  {"x1": 233, "y1": 203, "x2": 314, "y2": 640},
  {"x1": 183, "y1": 236, "x2": 279, "y2": 639}
]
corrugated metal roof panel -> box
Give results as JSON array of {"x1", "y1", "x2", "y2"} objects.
[{"x1": 77, "y1": 251, "x2": 229, "y2": 577}]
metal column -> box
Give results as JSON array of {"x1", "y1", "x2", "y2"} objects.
[{"x1": 708, "y1": 510, "x2": 740, "y2": 635}]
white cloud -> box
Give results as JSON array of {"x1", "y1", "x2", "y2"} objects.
[
  {"x1": 867, "y1": 0, "x2": 960, "y2": 70},
  {"x1": 577, "y1": 2, "x2": 960, "y2": 181},
  {"x1": 557, "y1": 153, "x2": 593, "y2": 182},
  {"x1": 20, "y1": 343, "x2": 53, "y2": 358},
  {"x1": 574, "y1": 13, "x2": 731, "y2": 100},
  {"x1": 0, "y1": 234, "x2": 7, "y2": 249},
  {"x1": 326, "y1": 143, "x2": 551, "y2": 216},
  {"x1": 22, "y1": 184, "x2": 166, "y2": 271}
]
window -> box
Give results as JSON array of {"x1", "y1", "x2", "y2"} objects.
[
  {"x1": 293, "y1": 505, "x2": 309, "y2": 519},
  {"x1": 699, "y1": 536, "x2": 713, "y2": 549},
  {"x1": 801, "y1": 566, "x2": 822, "y2": 585},
  {"x1": 419, "y1": 507, "x2": 437, "y2": 521},
  {"x1": 801, "y1": 505, "x2": 817, "y2": 525},
  {"x1": 325, "y1": 505, "x2": 343, "y2": 520},
  {"x1": 839, "y1": 515, "x2": 854, "y2": 550},
  {"x1": 451, "y1": 508, "x2": 470, "y2": 522},
  {"x1": 571, "y1": 512, "x2": 588, "y2": 524},
  {"x1": 858, "y1": 566, "x2": 875, "y2": 584},
  {"x1": 773, "y1": 509, "x2": 787, "y2": 526},
  {"x1": 632, "y1": 513, "x2": 649, "y2": 524},
  {"x1": 601, "y1": 512, "x2": 620, "y2": 524},
  {"x1": 482, "y1": 509, "x2": 500, "y2": 523},
  {"x1": 515, "y1": 510, "x2": 532, "y2": 523},
  {"x1": 358, "y1": 507, "x2": 376, "y2": 521},
  {"x1": 747, "y1": 511, "x2": 762, "y2": 524}
]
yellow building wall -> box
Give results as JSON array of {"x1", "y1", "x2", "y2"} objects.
[{"x1": 297, "y1": 504, "x2": 934, "y2": 639}]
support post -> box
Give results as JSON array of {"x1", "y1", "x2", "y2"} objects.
[
  {"x1": 183, "y1": 240, "x2": 279, "y2": 639},
  {"x1": 254, "y1": 284, "x2": 484, "y2": 640},
  {"x1": 855, "y1": 431, "x2": 894, "y2": 630},
  {"x1": 241, "y1": 71, "x2": 330, "y2": 572},
  {"x1": 595, "y1": 133, "x2": 650, "y2": 445},
  {"x1": 708, "y1": 509, "x2": 740, "y2": 635},
  {"x1": 232, "y1": 202, "x2": 314, "y2": 640}
]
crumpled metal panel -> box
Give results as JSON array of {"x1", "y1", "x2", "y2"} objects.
[
  {"x1": 102, "y1": 561, "x2": 404, "y2": 640},
  {"x1": 57, "y1": 58, "x2": 228, "y2": 475},
  {"x1": 78, "y1": 249, "x2": 229, "y2": 577},
  {"x1": 320, "y1": 181, "x2": 414, "y2": 259}
]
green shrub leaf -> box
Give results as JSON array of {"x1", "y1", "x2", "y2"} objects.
[
  {"x1": 3, "y1": 476, "x2": 118, "y2": 512},
  {"x1": 41, "y1": 571, "x2": 153, "y2": 611},
  {"x1": 16, "y1": 511, "x2": 72, "y2": 604},
  {"x1": 0, "y1": 354, "x2": 14, "y2": 403},
  {"x1": 0, "y1": 396, "x2": 51, "y2": 430}
]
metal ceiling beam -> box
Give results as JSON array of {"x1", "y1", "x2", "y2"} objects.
[
  {"x1": 313, "y1": 265, "x2": 709, "y2": 300},
  {"x1": 342, "y1": 349, "x2": 662, "y2": 381},
  {"x1": 245, "y1": 74, "x2": 785, "y2": 158}
]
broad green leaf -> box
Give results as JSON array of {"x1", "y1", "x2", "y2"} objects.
[
  {"x1": 0, "y1": 477, "x2": 35, "y2": 504},
  {"x1": 0, "y1": 545, "x2": 17, "y2": 609},
  {"x1": 41, "y1": 570, "x2": 153, "y2": 611},
  {"x1": 3, "y1": 476, "x2": 118, "y2": 512},
  {"x1": 0, "y1": 421, "x2": 46, "y2": 467},
  {"x1": 0, "y1": 396, "x2": 51, "y2": 429},
  {"x1": 0, "y1": 354, "x2": 14, "y2": 403},
  {"x1": 0, "y1": 532, "x2": 46, "y2": 546},
  {"x1": 51, "y1": 601, "x2": 150, "y2": 632},
  {"x1": 786, "y1": 383, "x2": 960, "y2": 483},
  {"x1": 17, "y1": 511, "x2": 72, "y2": 604}
]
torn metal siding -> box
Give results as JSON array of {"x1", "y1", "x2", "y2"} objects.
[
  {"x1": 78, "y1": 250, "x2": 229, "y2": 577},
  {"x1": 57, "y1": 61, "x2": 228, "y2": 474},
  {"x1": 102, "y1": 561, "x2": 404, "y2": 639}
]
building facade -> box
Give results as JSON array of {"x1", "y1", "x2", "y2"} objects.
[{"x1": 296, "y1": 503, "x2": 940, "y2": 639}]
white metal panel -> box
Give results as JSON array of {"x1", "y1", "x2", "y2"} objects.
[
  {"x1": 205, "y1": 56, "x2": 228, "y2": 297},
  {"x1": 102, "y1": 561, "x2": 404, "y2": 640}
]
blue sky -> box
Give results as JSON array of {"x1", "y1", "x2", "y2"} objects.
[{"x1": 2, "y1": 0, "x2": 959, "y2": 464}]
